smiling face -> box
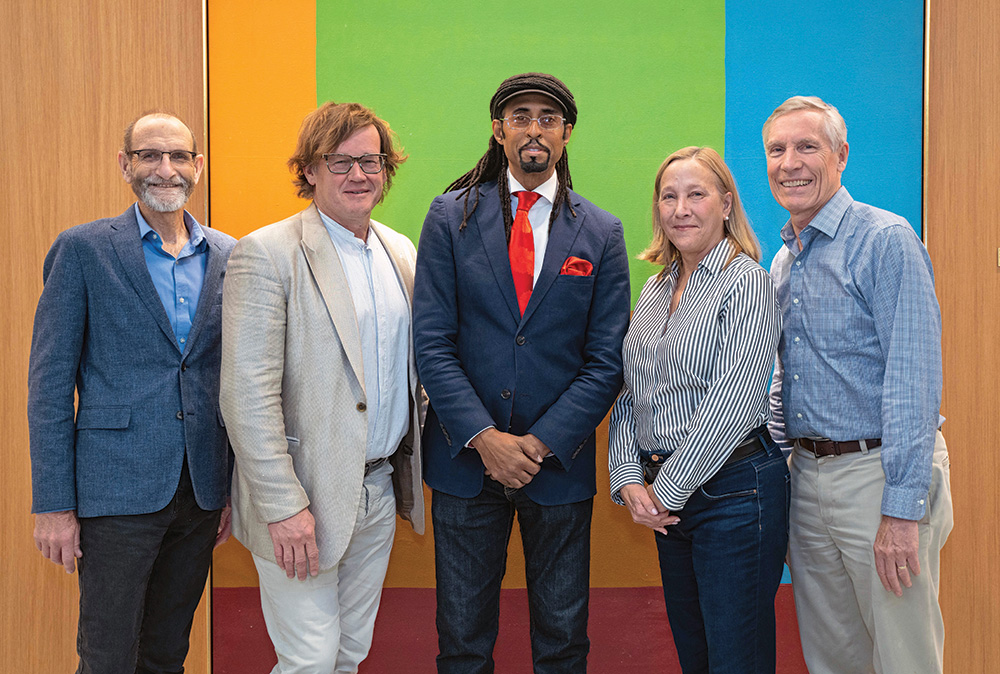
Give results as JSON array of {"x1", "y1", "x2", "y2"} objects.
[
  {"x1": 118, "y1": 115, "x2": 203, "y2": 214},
  {"x1": 491, "y1": 93, "x2": 572, "y2": 190},
  {"x1": 303, "y1": 124, "x2": 385, "y2": 237},
  {"x1": 765, "y1": 109, "x2": 849, "y2": 232},
  {"x1": 656, "y1": 158, "x2": 733, "y2": 268}
]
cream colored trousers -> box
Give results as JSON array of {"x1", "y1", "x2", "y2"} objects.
[
  {"x1": 788, "y1": 431, "x2": 953, "y2": 674},
  {"x1": 252, "y1": 465, "x2": 396, "y2": 674}
]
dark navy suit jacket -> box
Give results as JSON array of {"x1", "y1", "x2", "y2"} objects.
[
  {"x1": 27, "y1": 206, "x2": 236, "y2": 517},
  {"x1": 414, "y1": 182, "x2": 631, "y2": 505}
]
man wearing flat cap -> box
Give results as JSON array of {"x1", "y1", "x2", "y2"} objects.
[{"x1": 413, "y1": 72, "x2": 631, "y2": 673}]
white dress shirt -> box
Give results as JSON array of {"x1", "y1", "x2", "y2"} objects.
[{"x1": 319, "y1": 210, "x2": 410, "y2": 461}]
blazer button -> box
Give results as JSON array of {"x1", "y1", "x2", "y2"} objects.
[
  {"x1": 357, "y1": 402, "x2": 367, "y2": 412},
  {"x1": 516, "y1": 335, "x2": 526, "y2": 346},
  {"x1": 176, "y1": 411, "x2": 184, "y2": 420},
  {"x1": 501, "y1": 389, "x2": 511, "y2": 400},
  {"x1": 181, "y1": 363, "x2": 188, "y2": 372}
]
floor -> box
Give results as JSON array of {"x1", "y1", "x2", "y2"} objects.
[{"x1": 213, "y1": 585, "x2": 808, "y2": 673}]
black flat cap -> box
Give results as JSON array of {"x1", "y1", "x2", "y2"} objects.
[{"x1": 490, "y1": 72, "x2": 578, "y2": 126}]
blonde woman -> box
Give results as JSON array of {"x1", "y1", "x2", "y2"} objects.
[{"x1": 609, "y1": 147, "x2": 788, "y2": 673}]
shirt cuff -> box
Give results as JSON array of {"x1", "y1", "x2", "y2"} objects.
[
  {"x1": 881, "y1": 485, "x2": 928, "y2": 521},
  {"x1": 650, "y1": 472, "x2": 695, "y2": 513},
  {"x1": 465, "y1": 426, "x2": 495, "y2": 449},
  {"x1": 608, "y1": 463, "x2": 645, "y2": 506}
]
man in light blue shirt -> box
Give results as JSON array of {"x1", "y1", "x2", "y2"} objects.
[
  {"x1": 29, "y1": 113, "x2": 236, "y2": 672},
  {"x1": 765, "y1": 96, "x2": 953, "y2": 674}
]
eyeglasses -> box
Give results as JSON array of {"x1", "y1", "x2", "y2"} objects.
[
  {"x1": 129, "y1": 149, "x2": 197, "y2": 166},
  {"x1": 501, "y1": 114, "x2": 565, "y2": 131},
  {"x1": 322, "y1": 153, "x2": 387, "y2": 174}
]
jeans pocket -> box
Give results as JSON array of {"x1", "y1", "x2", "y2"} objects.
[{"x1": 699, "y1": 485, "x2": 757, "y2": 500}]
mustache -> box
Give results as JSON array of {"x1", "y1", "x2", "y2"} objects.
[
  {"x1": 142, "y1": 175, "x2": 190, "y2": 190},
  {"x1": 518, "y1": 140, "x2": 550, "y2": 154}
]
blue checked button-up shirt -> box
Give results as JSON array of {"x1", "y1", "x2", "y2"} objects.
[
  {"x1": 136, "y1": 204, "x2": 207, "y2": 350},
  {"x1": 768, "y1": 187, "x2": 943, "y2": 521}
]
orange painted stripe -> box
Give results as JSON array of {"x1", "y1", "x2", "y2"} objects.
[{"x1": 207, "y1": 0, "x2": 315, "y2": 239}]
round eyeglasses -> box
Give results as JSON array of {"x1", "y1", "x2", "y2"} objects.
[
  {"x1": 322, "y1": 153, "x2": 387, "y2": 174},
  {"x1": 500, "y1": 114, "x2": 565, "y2": 131}
]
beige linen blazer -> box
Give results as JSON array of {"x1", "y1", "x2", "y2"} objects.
[{"x1": 220, "y1": 204, "x2": 424, "y2": 570}]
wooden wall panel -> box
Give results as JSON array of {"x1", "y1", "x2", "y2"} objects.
[
  {"x1": 926, "y1": 0, "x2": 1000, "y2": 672},
  {"x1": 0, "y1": 1, "x2": 209, "y2": 671}
]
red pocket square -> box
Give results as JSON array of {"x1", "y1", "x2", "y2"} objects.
[{"x1": 560, "y1": 256, "x2": 593, "y2": 276}]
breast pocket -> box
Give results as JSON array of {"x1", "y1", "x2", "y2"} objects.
[{"x1": 545, "y1": 275, "x2": 596, "y2": 322}]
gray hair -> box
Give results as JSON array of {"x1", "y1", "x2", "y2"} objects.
[{"x1": 762, "y1": 96, "x2": 847, "y2": 150}]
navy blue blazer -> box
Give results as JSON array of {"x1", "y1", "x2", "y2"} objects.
[
  {"x1": 27, "y1": 206, "x2": 236, "y2": 517},
  {"x1": 414, "y1": 182, "x2": 631, "y2": 505}
]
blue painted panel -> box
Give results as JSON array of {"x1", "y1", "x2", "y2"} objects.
[{"x1": 725, "y1": 1, "x2": 924, "y2": 266}]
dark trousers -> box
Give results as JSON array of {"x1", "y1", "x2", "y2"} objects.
[
  {"x1": 76, "y1": 461, "x2": 221, "y2": 674},
  {"x1": 654, "y1": 440, "x2": 790, "y2": 674},
  {"x1": 432, "y1": 479, "x2": 593, "y2": 674}
]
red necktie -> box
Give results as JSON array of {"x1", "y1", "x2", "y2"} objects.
[{"x1": 510, "y1": 190, "x2": 540, "y2": 315}]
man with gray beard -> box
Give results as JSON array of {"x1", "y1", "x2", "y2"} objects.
[{"x1": 28, "y1": 112, "x2": 236, "y2": 673}]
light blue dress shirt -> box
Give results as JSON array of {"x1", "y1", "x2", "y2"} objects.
[
  {"x1": 768, "y1": 187, "x2": 943, "y2": 521},
  {"x1": 319, "y1": 210, "x2": 410, "y2": 461},
  {"x1": 135, "y1": 204, "x2": 207, "y2": 350}
]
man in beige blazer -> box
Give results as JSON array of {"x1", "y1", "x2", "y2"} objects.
[{"x1": 220, "y1": 101, "x2": 423, "y2": 674}]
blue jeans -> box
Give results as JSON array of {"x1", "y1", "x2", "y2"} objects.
[
  {"x1": 76, "y1": 461, "x2": 220, "y2": 674},
  {"x1": 432, "y1": 479, "x2": 592, "y2": 674},
  {"x1": 654, "y1": 440, "x2": 789, "y2": 674}
]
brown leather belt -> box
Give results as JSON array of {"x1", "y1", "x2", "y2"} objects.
[
  {"x1": 364, "y1": 456, "x2": 391, "y2": 476},
  {"x1": 794, "y1": 437, "x2": 881, "y2": 457}
]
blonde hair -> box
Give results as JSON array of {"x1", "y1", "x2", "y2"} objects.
[{"x1": 640, "y1": 146, "x2": 761, "y2": 276}]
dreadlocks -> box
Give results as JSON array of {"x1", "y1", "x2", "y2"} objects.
[{"x1": 445, "y1": 73, "x2": 578, "y2": 239}]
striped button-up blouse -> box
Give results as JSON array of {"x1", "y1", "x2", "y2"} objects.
[{"x1": 609, "y1": 238, "x2": 781, "y2": 511}]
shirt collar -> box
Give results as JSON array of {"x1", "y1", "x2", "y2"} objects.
[
  {"x1": 507, "y1": 170, "x2": 558, "y2": 205},
  {"x1": 318, "y1": 207, "x2": 369, "y2": 248},
  {"x1": 134, "y1": 203, "x2": 205, "y2": 248},
  {"x1": 668, "y1": 238, "x2": 734, "y2": 280},
  {"x1": 779, "y1": 186, "x2": 853, "y2": 247}
]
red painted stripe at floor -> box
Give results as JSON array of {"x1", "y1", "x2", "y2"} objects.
[{"x1": 213, "y1": 586, "x2": 806, "y2": 673}]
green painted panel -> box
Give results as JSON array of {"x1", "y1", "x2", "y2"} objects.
[{"x1": 316, "y1": 1, "x2": 725, "y2": 304}]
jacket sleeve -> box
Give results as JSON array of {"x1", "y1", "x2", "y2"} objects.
[
  {"x1": 27, "y1": 233, "x2": 87, "y2": 513},
  {"x1": 219, "y1": 234, "x2": 310, "y2": 523},
  {"x1": 413, "y1": 197, "x2": 499, "y2": 455}
]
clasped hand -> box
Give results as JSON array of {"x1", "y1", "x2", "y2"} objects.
[
  {"x1": 472, "y1": 428, "x2": 546, "y2": 489},
  {"x1": 620, "y1": 484, "x2": 680, "y2": 535}
]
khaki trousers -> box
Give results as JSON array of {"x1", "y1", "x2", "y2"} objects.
[{"x1": 788, "y1": 431, "x2": 953, "y2": 674}]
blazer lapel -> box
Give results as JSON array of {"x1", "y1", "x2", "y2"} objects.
[
  {"x1": 109, "y1": 207, "x2": 180, "y2": 351},
  {"x1": 300, "y1": 205, "x2": 366, "y2": 389},
  {"x1": 521, "y1": 192, "x2": 586, "y2": 326},
  {"x1": 182, "y1": 229, "x2": 225, "y2": 357},
  {"x1": 473, "y1": 185, "x2": 521, "y2": 324}
]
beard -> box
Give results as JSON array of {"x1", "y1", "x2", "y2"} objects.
[
  {"x1": 518, "y1": 141, "x2": 551, "y2": 174},
  {"x1": 132, "y1": 174, "x2": 193, "y2": 213},
  {"x1": 520, "y1": 156, "x2": 550, "y2": 174}
]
